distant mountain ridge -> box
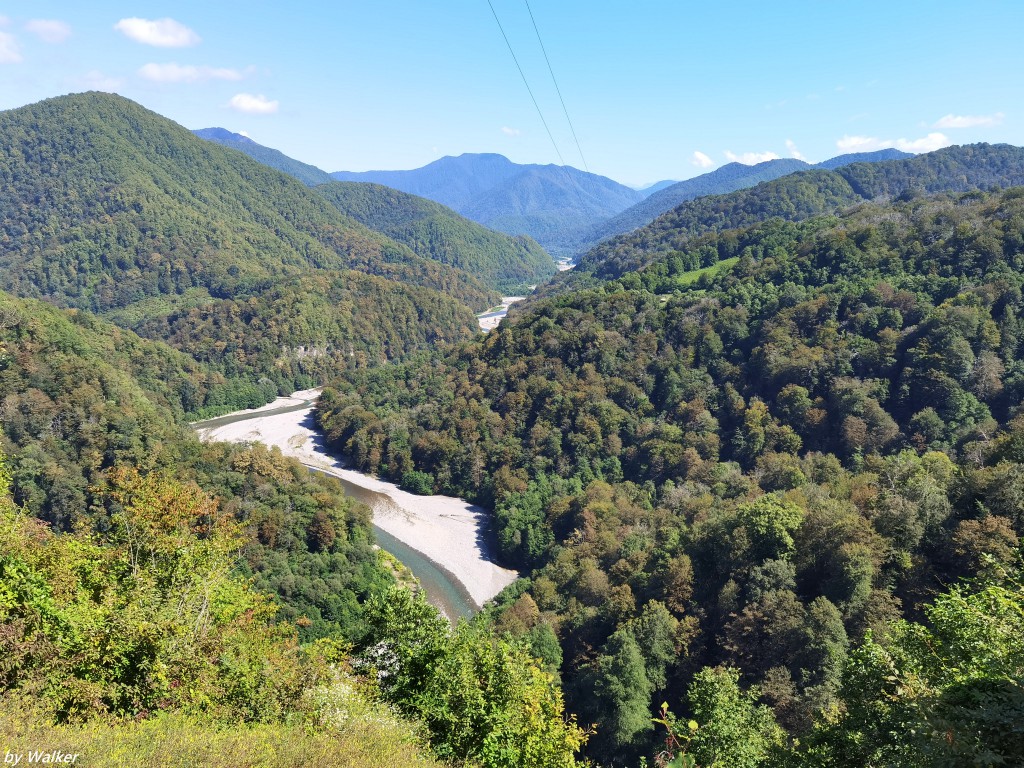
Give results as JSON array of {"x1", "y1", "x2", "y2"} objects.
[
  {"x1": 193, "y1": 127, "x2": 334, "y2": 186},
  {"x1": 194, "y1": 129, "x2": 915, "y2": 261},
  {"x1": 568, "y1": 143, "x2": 1024, "y2": 284},
  {"x1": 573, "y1": 149, "x2": 913, "y2": 253},
  {"x1": 331, "y1": 153, "x2": 645, "y2": 256}
]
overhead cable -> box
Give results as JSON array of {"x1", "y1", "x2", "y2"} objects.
[{"x1": 523, "y1": 0, "x2": 589, "y2": 174}]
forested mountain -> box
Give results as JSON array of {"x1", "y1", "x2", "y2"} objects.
[
  {"x1": 317, "y1": 186, "x2": 1024, "y2": 764},
  {"x1": 331, "y1": 152, "x2": 643, "y2": 255},
  {"x1": 193, "y1": 127, "x2": 334, "y2": 186},
  {"x1": 0, "y1": 288, "x2": 586, "y2": 768},
  {"x1": 128, "y1": 270, "x2": 481, "y2": 392},
  {"x1": 569, "y1": 143, "x2": 1024, "y2": 284},
  {"x1": 459, "y1": 164, "x2": 642, "y2": 248},
  {"x1": 315, "y1": 182, "x2": 555, "y2": 293},
  {"x1": 190, "y1": 132, "x2": 557, "y2": 292},
  {"x1": 0, "y1": 92, "x2": 499, "y2": 394},
  {"x1": 0, "y1": 92, "x2": 496, "y2": 313},
  {"x1": 815, "y1": 147, "x2": 911, "y2": 169},
  {"x1": 574, "y1": 150, "x2": 913, "y2": 254}
]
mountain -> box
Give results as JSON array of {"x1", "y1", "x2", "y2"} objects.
[
  {"x1": 331, "y1": 153, "x2": 643, "y2": 255},
  {"x1": 814, "y1": 147, "x2": 911, "y2": 169},
  {"x1": 636, "y1": 179, "x2": 678, "y2": 195},
  {"x1": 314, "y1": 182, "x2": 555, "y2": 293},
  {"x1": 193, "y1": 127, "x2": 334, "y2": 186},
  {"x1": 579, "y1": 159, "x2": 809, "y2": 250},
  {"x1": 570, "y1": 143, "x2": 1024, "y2": 283},
  {"x1": 192, "y1": 132, "x2": 557, "y2": 292},
  {"x1": 316, "y1": 185, "x2": 1024, "y2": 765},
  {"x1": 572, "y1": 150, "x2": 913, "y2": 254},
  {"x1": 331, "y1": 152, "x2": 525, "y2": 210},
  {"x1": 0, "y1": 92, "x2": 498, "y2": 391}
]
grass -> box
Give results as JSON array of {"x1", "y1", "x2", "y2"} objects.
[
  {"x1": 0, "y1": 690, "x2": 447, "y2": 768},
  {"x1": 672, "y1": 256, "x2": 739, "y2": 286}
]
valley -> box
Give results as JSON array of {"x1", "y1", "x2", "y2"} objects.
[
  {"x1": 193, "y1": 389, "x2": 519, "y2": 619},
  {"x1": 1, "y1": 79, "x2": 1023, "y2": 768}
]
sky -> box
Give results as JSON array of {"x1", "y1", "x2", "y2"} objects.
[{"x1": 2, "y1": 1, "x2": 1022, "y2": 187}]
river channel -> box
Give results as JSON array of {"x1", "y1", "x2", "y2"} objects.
[{"x1": 192, "y1": 391, "x2": 518, "y2": 620}]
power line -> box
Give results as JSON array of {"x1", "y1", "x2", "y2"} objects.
[
  {"x1": 485, "y1": 0, "x2": 569, "y2": 170},
  {"x1": 522, "y1": 0, "x2": 589, "y2": 174}
]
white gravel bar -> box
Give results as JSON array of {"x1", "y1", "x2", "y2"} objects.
[{"x1": 195, "y1": 390, "x2": 519, "y2": 608}]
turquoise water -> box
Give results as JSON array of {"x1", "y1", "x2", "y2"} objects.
[{"x1": 193, "y1": 401, "x2": 477, "y2": 620}]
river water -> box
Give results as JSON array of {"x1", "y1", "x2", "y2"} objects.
[{"x1": 192, "y1": 393, "x2": 516, "y2": 620}]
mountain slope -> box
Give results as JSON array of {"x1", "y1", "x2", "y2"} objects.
[
  {"x1": 315, "y1": 182, "x2": 555, "y2": 292},
  {"x1": 193, "y1": 126, "x2": 334, "y2": 185},
  {"x1": 462, "y1": 164, "x2": 641, "y2": 248},
  {"x1": 0, "y1": 92, "x2": 496, "y2": 315},
  {"x1": 815, "y1": 147, "x2": 911, "y2": 170},
  {"x1": 569, "y1": 143, "x2": 1024, "y2": 283},
  {"x1": 0, "y1": 93, "x2": 496, "y2": 393},
  {"x1": 573, "y1": 150, "x2": 914, "y2": 254},
  {"x1": 331, "y1": 153, "x2": 642, "y2": 255},
  {"x1": 315, "y1": 187, "x2": 1024, "y2": 764}
]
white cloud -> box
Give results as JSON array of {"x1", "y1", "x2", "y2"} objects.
[
  {"x1": 238, "y1": 131, "x2": 250, "y2": 138},
  {"x1": 898, "y1": 132, "x2": 952, "y2": 152},
  {"x1": 724, "y1": 149, "x2": 781, "y2": 165},
  {"x1": 228, "y1": 93, "x2": 278, "y2": 114},
  {"x1": 0, "y1": 31, "x2": 21, "y2": 63},
  {"x1": 140, "y1": 62, "x2": 243, "y2": 83},
  {"x1": 501, "y1": 126, "x2": 521, "y2": 136},
  {"x1": 836, "y1": 132, "x2": 951, "y2": 154},
  {"x1": 0, "y1": 16, "x2": 9, "y2": 27},
  {"x1": 25, "y1": 19, "x2": 71, "y2": 43},
  {"x1": 79, "y1": 70, "x2": 124, "y2": 92},
  {"x1": 690, "y1": 151, "x2": 714, "y2": 168},
  {"x1": 934, "y1": 112, "x2": 1004, "y2": 129},
  {"x1": 786, "y1": 139, "x2": 806, "y2": 161},
  {"x1": 114, "y1": 18, "x2": 199, "y2": 47}
]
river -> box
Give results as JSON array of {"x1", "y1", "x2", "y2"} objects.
[{"x1": 192, "y1": 390, "x2": 519, "y2": 620}]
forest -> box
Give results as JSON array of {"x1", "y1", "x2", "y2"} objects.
[
  {"x1": 1, "y1": 89, "x2": 1023, "y2": 767},
  {"x1": 318, "y1": 187, "x2": 1024, "y2": 764}
]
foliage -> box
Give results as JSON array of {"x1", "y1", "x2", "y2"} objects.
[
  {"x1": 358, "y1": 586, "x2": 588, "y2": 768},
  {"x1": 792, "y1": 568, "x2": 1024, "y2": 767},
  {"x1": 318, "y1": 186, "x2": 1024, "y2": 763},
  {"x1": 316, "y1": 181, "x2": 555, "y2": 294},
  {"x1": 0, "y1": 292, "x2": 396, "y2": 643}
]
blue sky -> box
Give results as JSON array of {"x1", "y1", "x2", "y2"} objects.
[{"x1": 3, "y1": 1, "x2": 1022, "y2": 186}]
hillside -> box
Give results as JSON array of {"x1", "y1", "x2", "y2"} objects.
[
  {"x1": 193, "y1": 127, "x2": 334, "y2": 186},
  {"x1": 0, "y1": 288, "x2": 587, "y2": 768},
  {"x1": 0, "y1": 93, "x2": 498, "y2": 318},
  {"x1": 0, "y1": 92, "x2": 499, "y2": 395},
  {"x1": 569, "y1": 143, "x2": 1024, "y2": 284},
  {"x1": 463, "y1": 164, "x2": 641, "y2": 250},
  {"x1": 331, "y1": 152, "x2": 642, "y2": 255},
  {"x1": 315, "y1": 182, "x2": 555, "y2": 293},
  {"x1": 317, "y1": 186, "x2": 1024, "y2": 764},
  {"x1": 574, "y1": 149, "x2": 913, "y2": 254}
]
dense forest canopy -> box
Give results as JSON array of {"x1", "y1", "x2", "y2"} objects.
[
  {"x1": 0, "y1": 289, "x2": 585, "y2": 767},
  {"x1": 566, "y1": 143, "x2": 1024, "y2": 287},
  {"x1": 318, "y1": 186, "x2": 1024, "y2": 764},
  {"x1": 315, "y1": 181, "x2": 555, "y2": 294},
  {"x1": 0, "y1": 93, "x2": 517, "y2": 404},
  {"x1": 3, "y1": 89, "x2": 1024, "y2": 766}
]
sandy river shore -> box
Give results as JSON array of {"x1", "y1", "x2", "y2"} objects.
[{"x1": 195, "y1": 390, "x2": 519, "y2": 609}]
